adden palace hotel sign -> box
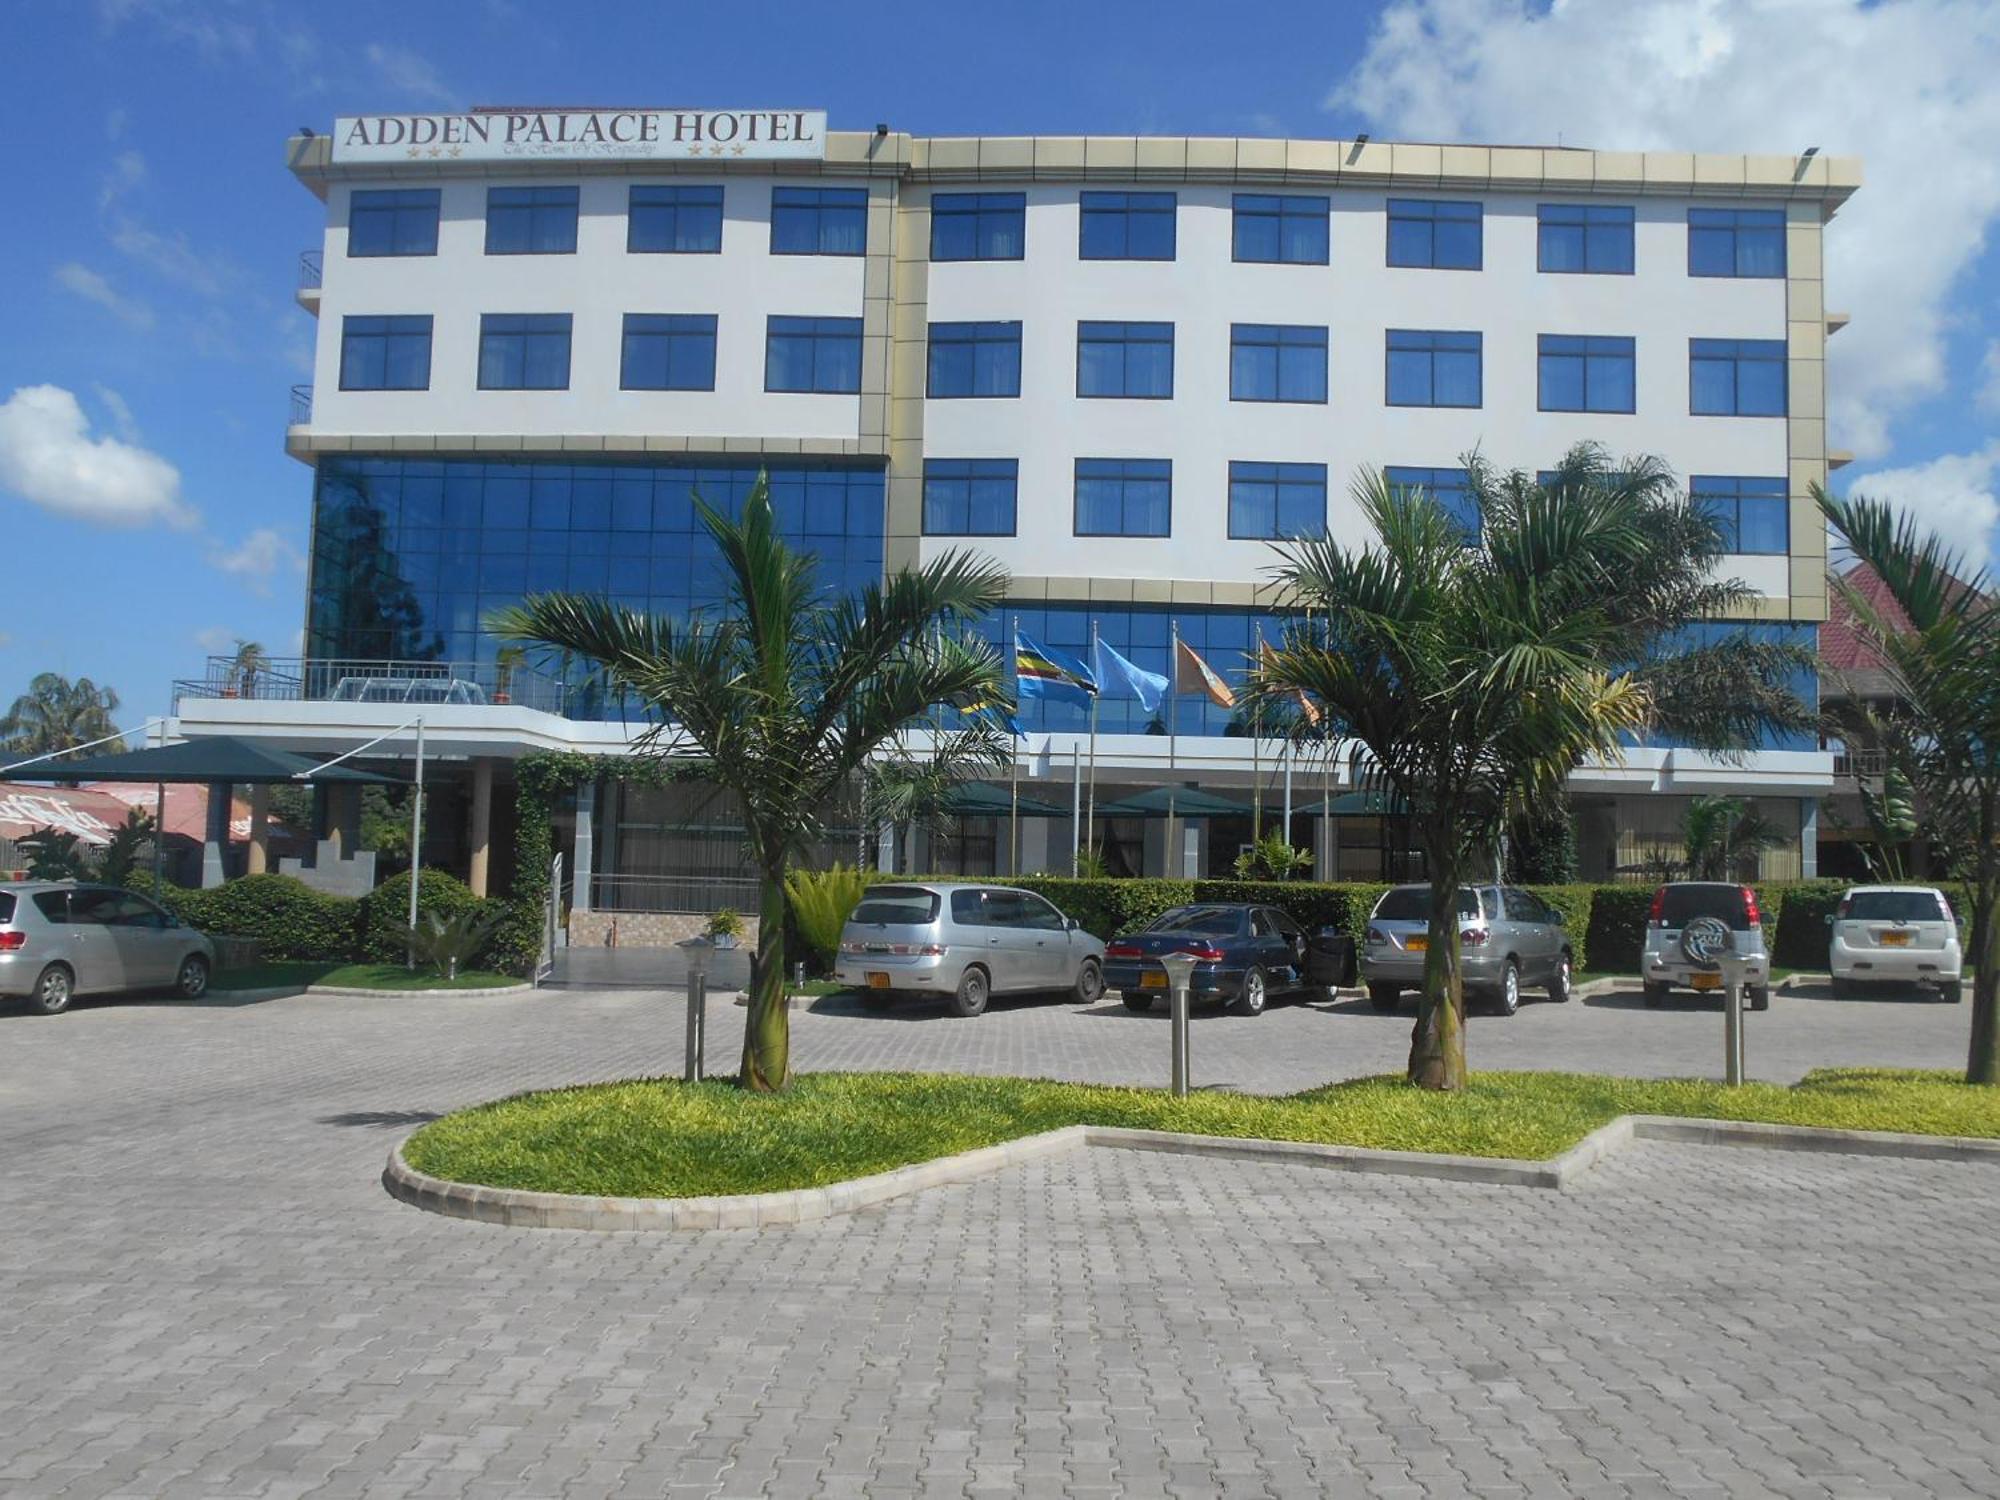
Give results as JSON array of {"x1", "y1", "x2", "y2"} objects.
[{"x1": 332, "y1": 108, "x2": 829, "y2": 163}]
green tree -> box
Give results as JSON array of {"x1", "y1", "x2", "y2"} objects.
[
  {"x1": 493, "y1": 474, "x2": 1010, "y2": 1091},
  {"x1": 1256, "y1": 447, "x2": 1811, "y2": 1089},
  {"x1": 1, "y1": 672, "x2": 123, "y2": 761},
  {"x1": 1681, "y1": 794, "x2": 1787, "y2": 881},
  {"x1": 1817, "y1": 485, "x2": 2000, "y2": 1084}
]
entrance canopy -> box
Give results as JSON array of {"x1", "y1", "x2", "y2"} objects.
[
  {"x1": 939, "y1": 781, "x2": 1069, "y2": 818},
  {"x1": 1095, "y1": 786, "x2": 1249, "y2": 819},
  {"x1": 35, "y1": 735, "x2": 404, "y2": 786}
]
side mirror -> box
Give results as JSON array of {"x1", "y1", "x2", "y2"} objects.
[
  {"x1": 1065, "y1": 916, "x2": 1080, "y2": 931},
  {"x1": 1823, "y1": 914, "x2": 1833, "y2": 927}
]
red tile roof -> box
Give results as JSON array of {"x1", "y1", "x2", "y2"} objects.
[{"x1": 1820, "y1": 564, "x2": 1911, "y2": 672}]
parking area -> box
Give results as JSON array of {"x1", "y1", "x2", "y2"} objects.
[{"x1": 1, "y1": 981, "x2": 1990, "y2": 1499}]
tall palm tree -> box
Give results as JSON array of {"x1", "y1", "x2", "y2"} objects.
[
  {"x1": 492, "y1": 475, "x2": 1010, "y2": 1091},
  {"x1": 0, "y1": 672, "x2": 123, "y2": 761},
  {"x1": 1817, "y1": 485, "x2": 2000, "y2": 1084},
  {"x1": 1255, "y1": 447, "x2": 1811, "y2": 1089}
]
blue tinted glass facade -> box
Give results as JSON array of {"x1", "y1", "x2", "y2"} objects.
[
  {"x1": 1231, "y1": 194, "x2": 1329, "y2": 264},
  {"x1": 1230, "y1": 324, "x2": 1328, "y2": 403},
  {"x1": 1076, "y1": 322, "x2": 1174, "y2": 398},
  {"x1": 930, "y1": 193, "x2": 1026, "y2": 260},
  {"x1": 1538, "y1": 204, "x2": 1634, "y2": 274},
  {"x1": 628, "y1": 185, "x2": 724, "y2": 253},
  {"x1": 485, "y1": 186, "x2": 579, "y2": 255},
  {"x1": 1078, "y1": 192, "x2": 1176, "y2": 260},
  {"x1": 770, "y1": 187, "x2": 867, "y2": 255},
  {"x1": 348, "y1": 190, "x2": 439, "y2": 257},
  {"x1": 1688, "y1": 209, "x2": 1785, "y2": 277},
  {"x1": 1384, "y1": 465, "x2": 1480, "y2": 539},
  {"x1": 1689, "y1": 475, "x2": 1789, "y2": 554},
  {"x1": 1691, "y1": 338, "x2": 1787, "y2": 415},
  {"x1": 1386, "y1": 330, "x2": 1482, "y2": 407},
  {"x1": 1537, "y1": 334, "x2": 1636, "y2": 413},
  {"x1": 927, "y1": 321, "x2": 1022, "y2": 397},
  {"x1": 1386, "y1": 199, "x2": 1482, "y2": 269},
  {"x1": 1642, "y1": 623, "x2": 1819, "y2": 751}
]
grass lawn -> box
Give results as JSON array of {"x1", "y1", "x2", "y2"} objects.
[
  {"x1": 400, "y1": 1067, "x2": 2000, "y2": 1200},
  {"x1": 213, "y1": 961, "x2": 518, "y2": 992}
]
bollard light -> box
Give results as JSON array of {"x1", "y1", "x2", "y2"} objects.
[
  {"x1": 678, "y1": 936, "x2": 714, "y2": 1083},
  {"x1": 1158, "y1": 950, "x2": 1199, "y2": 1098}
]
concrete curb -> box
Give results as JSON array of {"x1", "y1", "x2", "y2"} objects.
[
  {"x1": 304, "y1": 982, "x2": 534, "y2": 998},
  {"x1": 382, "y1": 1112, "x2": 2000, "y2": 1233}
]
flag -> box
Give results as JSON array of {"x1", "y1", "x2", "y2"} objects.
[
  {"x1": 1015, "y1": 632, "x2": 1097, "y2": 708},
  {"x1": 969, "y1": 700, "x2": 1025, "y2": 737},
  {"x1": 1259, "y1": 640, "x2": 1321, "y2": 724},
  {"x1": 1093, "y1": 639, "x2": 1168, "y2": 713},
  {"x1": 1174, "y1": 638, "x2": 1235, "y2": 709}
]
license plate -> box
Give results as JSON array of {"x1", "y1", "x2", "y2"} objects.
[
  {"x1": 1404, "y1": 937, "x2": 1428, "y2": 953},
  {"x1": 1140, "y1": 971, "x2": 1167, "y2": 988},
  {"x1": 1880, "y1": 931, "x2": 1911, "y2": 947},
  {"x1": 867, "y1": 972, "x2": 891, "y2": 989},
  {"x1": 1691, "y1": 972, "x2": 1721, "y2": 991}
]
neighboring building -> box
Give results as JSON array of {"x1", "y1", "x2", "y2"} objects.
[{"x1": 171, "y1": 109, "x2": 1860, "y2": 921}]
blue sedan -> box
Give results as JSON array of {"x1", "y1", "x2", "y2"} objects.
[{"x1": 1102, "y1": 903, "x2": 1337, "y2": 1017}]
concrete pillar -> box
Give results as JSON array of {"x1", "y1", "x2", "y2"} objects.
[
  {"x1": 326, "y1": 783, "x2": 362, "y2": 859},
  {"x1": 467, "y1": 758, "x2": 494, "y2": 898},
  {"x1": 1018, "y1": 817, "x2": 1052, "y2": 875},
  {"x1": 1142, "y1": 816, "x2": 1166, "y2": 876},
  {"x1": 202, "y1": 781, "x2": 230, "y2": 889},
  {"x1": 1800, "y1": 797, "x2": 1818, "y2": 881},
  {"x1": 246, "y1": 784, "x2": 269, "y2": 875},
  {"x1": 571, "y1": 780, "x2": 594, "y2": 912},
  {"x1": 875, "y1": 822, "x2": 896, "y2": 873}
]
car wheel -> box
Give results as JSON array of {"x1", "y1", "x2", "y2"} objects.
[
  {"x1": 1941, "y1": 980, "x2": 1965, "y2": 1004},
  {"x1": 1071, "y1": 958, "x2": 1104, "y2": 1005},
  {"x1": 1642, "y1": 981, "x2": 1668, "y2": 1008},
  {"x1": 1548, "y1": 952, "x2": 1574, "y2": 1003},
  {"x1": 949, "y1": 966, "x2": 989, "y2": 1018},
  {"x1": 1367, "y1": 983, "x2": 1400, "y2": 1011},
  {"x1": 1229, "y1": 966, "x2": 1268, "y2": 1016},
  {"x1": 1118, "y1": 990, "x2": 1153, "y2": 1013},
  {"x1": 1747, "y1": 983, "x2": 1771, "y2": 1012},
  {"x1": 176, "y1": 954, "x2": 211, "y2": 1000},
  {"x1": 1494, "y1": 961, "x2": 1520, "y2": 1016},
  {"x1": 28, "y1": 963, "x2": 74, "y2": 1016}
]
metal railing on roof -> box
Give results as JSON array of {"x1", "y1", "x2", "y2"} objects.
[
  {"x1": 171, "y1": 655, "x2": 571, "y2": 717},
  {"x1": 289, "y1": 384, "x2": 313, "y2": 425},
  {"x1": 298, "y1": 250, "x2": 322, "y2": 290}
]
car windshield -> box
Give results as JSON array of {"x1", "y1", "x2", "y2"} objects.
[
  {"x1": 1844, "y1": 891, "x2": 1948, "y2": 922},
  {"x1": 1373, "y1": 887, "x2": 1478, "y2": 921},
  {"x1": 849, "y1": 887, "x2": 941, "y2": 925},
  {"x1": 1148, "y1": 906, "x2": 1243, "y2": 937},
  {"x1": 1658, "y1": 885, "x2": 1752, "y2": 930}
]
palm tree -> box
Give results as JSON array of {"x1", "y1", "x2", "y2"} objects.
[
  {"x1": 1817, "y1": 485, "x2": 2000, "y2": 1085},
  {"x1": 1682, "y1": 794, "x2": 1787, "y2": 880},
  {"x1": 1, "y1": 672, "x2": 123, "y2": 761},
  {"x1": 226, "y1": 640, "x2": 268, "y2": 698},
  {"x1": 492, "y1": 474, "x2": 1011, "y2": 1091},
  {"x1": 1255, "y1": 447, "x2": 1812, "y2": 1089}
]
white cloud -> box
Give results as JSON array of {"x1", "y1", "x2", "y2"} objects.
[
  {"x1": 207, "y1": 527, "x2": 305, "y2": 595},
  {"x1": 53, "y1": 262, "x2": 155, "y2": 332},
  {"x1": 92, "y1": 385, "x2": 140, "y2": 442},
  {"x1": 0, "y1": 385, "x2": 195, "y2": 529},
  {"x1": 98, "y1": 149, "x2": 144, "y2": 212},
  {"x1": 1847, "y1": 442, "x2": 2000, "y2": 578},
  {"x1": 1332, "y1": 0, "x2": 2000, "y2": 463},
  {"x1": 1980, "y1": 339, "x2": 2000, "y2": 415},
  {"x1": 365, "y1": 42, "x2": 452, "y2": 104}
]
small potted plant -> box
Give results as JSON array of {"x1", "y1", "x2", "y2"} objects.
[
  {"x1": 705, "y1": 908, "x2": 743, "y2": 949},
  {"x1": 493, "y1": 645, "x2": 525, "y2": 705}
]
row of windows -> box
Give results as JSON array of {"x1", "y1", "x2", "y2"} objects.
[
  {"x1": 341, "y1": 313, "x2": 1788, "y2": 414},
  {"x1": 920, "y1": 458, "x2": 1793, "y2": 550},
  {"x1": 347, "y1": 185, "x2": 1789, "y2": 278}
]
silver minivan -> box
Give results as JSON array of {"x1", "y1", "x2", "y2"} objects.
[
  {"x1": 835, "y1": 881, "x2": 1106, "y2": 1017},
  {"x1": 1363, "y1": 883, "x2": 1575, "y2": 1015},
  {"x1": 0, "y1": 882, "x2": 216, "y2": 1015}
]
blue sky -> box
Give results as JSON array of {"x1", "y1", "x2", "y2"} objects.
[{"x1": 2, "y1": 0, "x2": 1996, "y2": 731}]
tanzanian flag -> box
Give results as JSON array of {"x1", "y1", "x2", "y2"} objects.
[{"x1": 1015, "y1": 632, "x2": 1097, "y2": 708}]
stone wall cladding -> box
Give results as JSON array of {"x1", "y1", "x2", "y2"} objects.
[{"x1": 569, "y1": 911, "x2": 762, "y2": 949}]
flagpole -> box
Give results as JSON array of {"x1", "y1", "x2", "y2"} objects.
[
  {"x1": 1167, "y1": 619, "x2": 1179, "y2": 879},
  {"x1": 1085, "y1": 618, "x2": 1100, "y2": 869},
  {"x1": 1251, "y1": 622, "x2": 1263, "y2": 842},
  {"x1": 1010, "y1": 614, "x2": 1021, "y2": 877},
  {"x1": 1283, "y1": 741, "x2": 1294, "y2": 852},
  {"x1": 1070, "y1": 741, "x2": 1082, "y2": 876}
]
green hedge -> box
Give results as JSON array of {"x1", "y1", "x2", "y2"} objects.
[
  {"x1": 358, "y1": 869, "x2": 488, "y2": 964},
  {"x1": 131, "y1": 872, "x2": 360, "y2": 962},
  {"x1": 1526, "y1": 884, "x2": 1597, "y2": 973}
]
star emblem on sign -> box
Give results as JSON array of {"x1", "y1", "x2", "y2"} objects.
[
  {"x1": 406, "y1": 146, "x2": 420, "y2": 158},
  {"x1": 708, "y1": 145, "x2": 725, "y2": 155},
  {"x1": 448, "y1": 147, "x2": 461, "y2": 157},
  {"x1": 428, "y1": 147, "x2": 441, "y2": 157},
  {"x1": 732, "y1": 145, "x2": 746, "y2": 155},
  {"x1": 687, "y1": 145, "x2": 703, "y2": 156}
]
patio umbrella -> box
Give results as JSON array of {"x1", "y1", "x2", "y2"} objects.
[{"x1": 1093, "y1": 786, "x2": 1250, "y2": 819}]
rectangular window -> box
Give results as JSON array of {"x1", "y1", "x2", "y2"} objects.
[
  {"x1": 1074, "y1": 458, "x2": 1170, "y2": 536},
  {"x1": 1538, "y1": 334, "x2": 1636, "y2": 413},
  {"x1": 1386, "y1": 330, "x2": 1482, "y2": 408},
  {"x1": 1386, "y1": 198, "x2": 1482, "y2": 269},
  {"x1": 1228, "y1": 461, "x2": 1327, "y2": 540},
  {"x1": 348, "y1": 189, "x2": 440, "y2": 257},
  {"x1": 1690, "y1": 475, "x2": 1790, "y2": 554},
  {"x1": 1538, "y1": 203, "x2": 1634, "y2": 274},
  {"x1": 770, "y1": 186, "x2": 867, "y2": 255},
  {"x1": 1690, "y1": 338, "x2": 1788, "y2": 415},
  {"x1": 628, "y1": 185, "x2": 723, "y2": 253},
  {"x1": 1384, "y1": 465, "x2": 1480, "y2": 539},
  {"x1": 1076, "y1": 321, "x2": 1173, "y2": 399},
  {"x1": 339, "y1": 314, "x2": 432, "y2": 390},
  {"x1": 477, "y1": 314, "x2": 572, "y2": 390},
  {"x1": 930, "y1": 192, "x2": 1026, "y2": 260},
  {"x1": 620, "y1": 314, "x2": 718, "y2": 391},
  {"x1": 1232, "y1": 194, "x2": 1329, "y2": 264},
  {"x1": 1688, "y1": 208, "x2": 1786, "y2": 277},
  {"x1": 926, "y1": 321, "x2": 1022, "y2": 398},
  {"x1": 922, "y1": 458, "x2": 1018, "y2": 535},
  {"x1": 1078, "y1": 191, "x2": 1176, "y2": 260},
  {"x1": 1230, "y1": 324, "x2": 1328, "y2": 403},
  {"x1": 765, "y1": 315, "x2": 863, "y2": 393},
  {"x1": 484, "y1": 186, "x2": 579, "y2": 255}
]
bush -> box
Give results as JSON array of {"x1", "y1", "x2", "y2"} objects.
[
  {"x1": 1191, "y1": 879, "x2": 1387, "y2": 938},
  {"x1": 1584, "y1": 884, "x2": 1655, "y2": 974},
  {"x1": 1526, "y1": 884, "x2": 1597, "y2": 972},
  {"x1": 995, "y1": 876, "x2": 1194, "y2": 939},
  {"x1": 359, "y1": 869, "x2": 486, "y2": 965},
  {"x1": 785, "y1": 864, "x2": 871, "y2": 973},
  {"x1": 133, "y1": 871, "x2": 360, "y2": 961}
]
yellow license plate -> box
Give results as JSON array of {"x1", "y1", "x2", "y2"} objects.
[
  {"x1": 1691, "y1": 972, "x2": 1721, "y2": 991},
  {"x1": 1140, "y1": 971, "x2": 1167, "y2": 988},
  {"x1": 1405, "y1": 937, "x2": 1428, "y2": 953},
  {"x1": 867, "y1": 972, "x2": 891, "y2": 989},
  {"x1": 1880, "y1": 931, "x2": 1911, "y2": 947}
]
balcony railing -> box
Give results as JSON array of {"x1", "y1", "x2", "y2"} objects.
[
  {"x1": 590, "y1": 874, "x2": 761, "y2": 915},
  {"x1": 289, "y1": 384, "x2": 313, "y2": 425},
  {"x1": 173, "y1": 655, "x2": 573, "y2": 717},
  {"x1": 298, "y1": 250, "x2": 322, "y2": 290},
  {"x1": 1833, "y1": 748, "x2": 1889, "y2": 779}
]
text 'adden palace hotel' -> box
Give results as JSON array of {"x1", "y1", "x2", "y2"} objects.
[{"x1": 175, "y1": 106, "x2": 1860, "y2": 907}]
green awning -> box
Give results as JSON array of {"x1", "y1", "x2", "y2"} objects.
[
  {"x1": 938, "y1": 781, "x2": 1070, "y2": 818},
  {"x1": 36, "y1": 735, "x2": 404, "y2": 786},
  {"x1": 1094, "y1": 786, "x2": 1250, "y2": 819}
]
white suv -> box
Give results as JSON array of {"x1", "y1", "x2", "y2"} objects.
[
  {"x1": 1641, "y1": 882, "x2": 1771, "y2": 1010},
  {"x1": 1828, "y1": 885, "x2": 1963, "y2": 1001}
]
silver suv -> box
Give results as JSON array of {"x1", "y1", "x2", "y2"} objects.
[
  {"x1": 835, "y1": 881, "x2": 1105, "y2": 1018},
  {"x1": 0, "y1": 882, "x2": 216, "y2": 1015},
  {"x1": 1364, "y1": 883, "x2": 1575, "y2": 1016},
  {"x1": 1641, "y1": 882, "x2": 1770, "y2": 1009}
]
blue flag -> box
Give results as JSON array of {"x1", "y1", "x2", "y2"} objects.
[
  {"x1": 1094, "y1": 639, "x2": 1168, "y2": 713},
  {"x1": 1016, "y1": 632, "x2": 1097, "y2": 708}
]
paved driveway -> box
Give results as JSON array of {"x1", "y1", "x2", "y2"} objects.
[{"x1": 1, "y1": 984, "x2": 1994, "y2": 1498}]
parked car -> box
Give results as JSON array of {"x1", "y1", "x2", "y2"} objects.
[
  {"x1": 0, "y1": 882, "x2": 215, "y2": 1016},
  {"x1": 1103, "y1": 902, "x2": 1347, "y2": 1016},
  {"x1": 1363, "y1": 884, "x2": 1574, "y2": 1015},
  {"x1": 834, "y1": 881, "x2": 1104, "y2": 1018},
  {"x1": 1828, "y1": 884, "x2": 1963, "y2": 1001},
  {"x1": 1641, "y1": 882, "x2": 1770, "y2": 1009}
]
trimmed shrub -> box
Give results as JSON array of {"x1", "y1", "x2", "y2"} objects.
[
  {"x1": 131, "y1": 871, "x2": 360, "y2": 961},
  {"x1": 1192, "y1": 879, "x2": 1386, "y2": 937},
  {"x1": 1525, "y1": 884, "x2": 1597, "y2": 973},
  {"x1": 1003, "y1": 876, "x2": 1194, "y2": 939},
  {"x1": 1584, "y1": 884, "x2": 1655, "y2": 974},
  {"x1": 359, "y1": 869, "x2": 486, "y2": 964}
]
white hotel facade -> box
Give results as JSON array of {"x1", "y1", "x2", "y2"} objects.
[{"x1": 172, "y1": 109, "x2": 1860, "y2": 913}]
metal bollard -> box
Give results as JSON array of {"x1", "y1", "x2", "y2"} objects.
[
  {"x1": 1158, "y1": 951, "x2": 1197, "y2": 1098},
  {"x1": 685, "y1": 970, "x2": 706, "y2": 1083}
]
